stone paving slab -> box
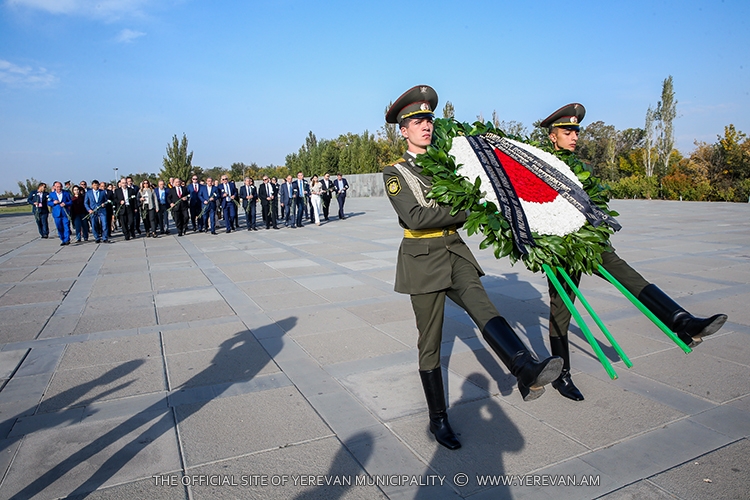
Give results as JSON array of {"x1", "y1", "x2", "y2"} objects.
[{"x1": 0, "y1": 198, "x2": 748, "y2": 499}]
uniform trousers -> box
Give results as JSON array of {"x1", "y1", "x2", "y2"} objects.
[
  {"x1": 410, "y1": 252, "x2": 499, "y2": 371},
  {"x1": 548, "y1": 249, "x2": 650, "y2": 338}
]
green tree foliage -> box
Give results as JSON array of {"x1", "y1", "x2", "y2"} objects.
[
  {"x1": 161, "y1": 133, "x2": 194, "y2": 182},
  {"x1": 285, "y1": 129, "x2": 394, "y2": 176},
  {"x1": 655, "y1": 75, "x2": 677, "y2": 177},
  {"x1": 17, "y1": 178, "x2": 41, "y2": 197},
  {"x1": 442, "y1": 101, "x2": 454, "y2": 119}
]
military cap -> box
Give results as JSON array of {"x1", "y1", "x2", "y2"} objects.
[
  {"x1": 385, "y1": 85, "x2": 438, "y2": 124},
  {"x1": 540, "y1": 103, "x2": 586, "y2": 131}
]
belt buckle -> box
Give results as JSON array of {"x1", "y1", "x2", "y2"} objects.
[{"x1": 442, "y1": 228, "x2": 449, "y2": 237}]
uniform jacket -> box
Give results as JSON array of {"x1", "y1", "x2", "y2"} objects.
[
  {"x1": 47, "y1": 190, "x2": 73, "y2": 219},
  {"x1": 383, "y1": 154, "x2": 482, "y2": 294}
]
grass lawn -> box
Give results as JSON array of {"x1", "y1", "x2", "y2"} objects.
[{"x1": 0, "y1": 205, "x2": 32, "y2": 215}]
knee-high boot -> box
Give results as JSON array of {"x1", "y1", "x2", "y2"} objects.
[
  {"x1": 419, "y1": 368, "x2": 461, "y2": 450},
  {"x1": 638, "y1": 284, "x2": 727, "y2": 347},
  {"x1": 549, "y1": 335, "x2": 584, "y2": 401},
  {"x1": 481, "y1": 317, "x2": 563, "y2": 401}
]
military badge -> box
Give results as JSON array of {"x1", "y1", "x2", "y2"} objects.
[{"x1": 386, "y1": 176, "x2": 401, "y2": 196}]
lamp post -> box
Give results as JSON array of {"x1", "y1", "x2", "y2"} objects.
[{"x1": 113, "y1": 167, "x2": 118, "y2": 184}]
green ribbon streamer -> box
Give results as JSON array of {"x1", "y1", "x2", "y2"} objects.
[
  {"x1": 596, "y1": 265, "x2": 691, "y2": 354},
  {"x1": 556, "y1": 267, "x2": 632, "y2": 368},
  {"x1": 544, "y1": 263, "x2": 618, "y2": 380}
]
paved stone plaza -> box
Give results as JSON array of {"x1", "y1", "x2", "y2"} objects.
[{"x1": 0, "y1": 198, "x2": 748, "y2": 499}]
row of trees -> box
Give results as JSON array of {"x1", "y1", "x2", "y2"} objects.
[{"x1": 8, "y1": 77, "x2": 749, "y2": 202}]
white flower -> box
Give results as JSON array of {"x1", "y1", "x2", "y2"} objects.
[{"x1": 451, "y1": 136, "x2": 586, "y2": 237}]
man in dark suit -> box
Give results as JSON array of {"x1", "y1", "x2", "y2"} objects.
[
  {"x1": 334, "y1": 173, "x2": 349, "y2": 220},
  {"x1": 383, "y1": 85, "x2": 562, "y2": 450},
  {"x1": 84, "y1": 179, "x2": 110, "y2": 243},
  {"x1": 540, "y1": 103, "x2": 727, "y2": 402},
  {"x1": 293, "y1": 171, "x2": 309, "y2": 228},
  {"x1": 115, "y1": 178, "x2": 137, "y2": 240},
  {"x1": 28, "y1": 182, "x2": 50, "y2": 238},
  {"x1": 199, "y1": 177, "x2": 220, "y2": 234},
  {"x1": 187, "y1": 174, "x2": 203, "y2": 232},
  {"x1": 258, "y1": 176, "x2": 278, "y2": 229},
  {"x1": 155, "y1": 180, "x2": 171, "y2": 234},
  {"x1": 169, "y1": 178, "x2": 190, "y2": 236},
  {"x1": 279, "y1": 175, "x2": 296, "y2": 227},
  {"x1": 218, "y1": 175, "x2": 238, "y2": 233},
  {"x1": 239, "y1": 177, "x2": 258, "y2": 231},
  {"x1": 47, "y1": 181, "x2": 72, "y2": 245},
  {"x1": 320, "y1": 173, "x2": 335, "y2": 221}
]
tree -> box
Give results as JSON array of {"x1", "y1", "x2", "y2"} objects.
[
  {"x1": 577, "y1": 121, "x2": 618, "y2": 180},
  {"x1": 17, "y1": 178, "x2": 41, "y2": 197},
  {"x1": 644, "y1": 105, "x2": 657, "y2": 177},
  {"x1": 442, "y1": 101, "x2": 454, "y2": 119},
  {"x1": 655, "y1": 76, "x2": 677, "y2": 177},
  {"x1": 161, "y1": 133, "x2": 194, "y2": 182}
]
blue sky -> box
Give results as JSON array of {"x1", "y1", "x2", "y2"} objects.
[{"x1": 1, "y1": 0, "x2": 748, "y2": 193}]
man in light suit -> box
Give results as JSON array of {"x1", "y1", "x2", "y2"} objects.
[
  {"x1": 48, "y1": 181, "x2": 72, "y2": 245},
  {"x1": 334, "y1": 173, "x2": 349, "y2": 220},
  {"x1": 239, "y1": 177, "x2": 258, "y2": 231},
  {"x1": 84, "y1": 179, "x2": 110, "y2": 243},
  {"x1": 199, "y1": 177, "x2": 220, "y2": 235},
  {"x1": 28, "y1": 182, "x2": 50, "y2": 238}
]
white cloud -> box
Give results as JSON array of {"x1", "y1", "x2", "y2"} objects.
[
  {"x1": 6, "y1": 0, "x2": 152, "y2": 21},
  {"x1": 0, "y1": 59, "x2": 57, "y2": 88},
  {"x1": 116, "y1": 28, "x2": 145, "y2": 43}
]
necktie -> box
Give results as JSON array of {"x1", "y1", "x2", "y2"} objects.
[
  {"x1": 177, "y1": 187, "x2": 181, "y2": 197},
  {"x1": 94, "y1": 192, "x2": 98, "y2": 203}
]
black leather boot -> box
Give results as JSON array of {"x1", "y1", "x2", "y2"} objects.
[
  {"x1": 419, "y1": 369, "x2": 461, "y2": 450},
  {"x1": 549, "y1": 336, "x2": 584, "y2": 401},
  {"x1": 638, "y1": 284, "x2": 727, "y2": 347},
  {"x1": 482, "y1": 317, "x2": 563, "y2": 401}
]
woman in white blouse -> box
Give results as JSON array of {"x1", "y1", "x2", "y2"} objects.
[{"x1": 309, "y1": 175, "x2": 323, "y2": 226}]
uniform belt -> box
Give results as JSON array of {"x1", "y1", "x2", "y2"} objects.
[{"x1": 403, "y1": 225, "x2": 457, "y2": 239}]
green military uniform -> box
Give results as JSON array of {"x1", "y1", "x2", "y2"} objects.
[
  {"x1": 541, "y1": 103, "x2": 650, "y2": 339},
  {"x1": 382, "y1": 85, "x2": 562, "y2": 450},
  {"x1": 383, "y1": 153, "x2": 501, "y2": 370},
  {"x1": 542, "y1": 103, "x2": 726, "y2": 402},
  {"x1": 548, "y1": 250, "x2": 650, "y2": 337}
]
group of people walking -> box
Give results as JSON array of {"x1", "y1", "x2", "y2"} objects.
[{"x1": 27, "y1": 172, "x2": 351, "y2": 244}]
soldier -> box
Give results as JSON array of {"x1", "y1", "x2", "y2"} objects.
[
  {"x1": 541, "y1": 103, "x2": 727, "y2": 401},
  {"x1": 383, "y1": 85, "x2": 563, "y2": 450}
]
